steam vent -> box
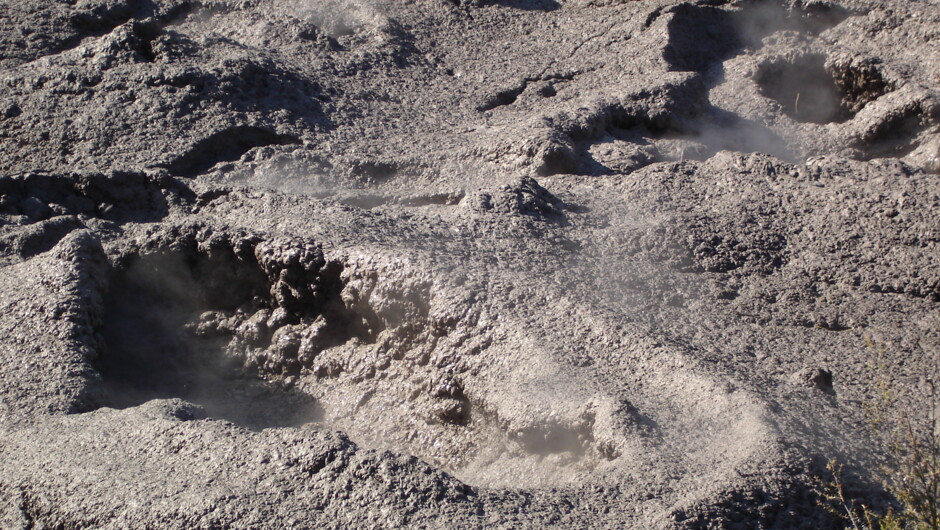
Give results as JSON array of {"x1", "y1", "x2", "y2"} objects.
[{"x1": 1, "y1": 0, "x2": 938, "y2": 527}]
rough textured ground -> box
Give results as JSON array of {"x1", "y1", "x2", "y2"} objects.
[{"x1": 0, "y1": 0, "x2": 938, "y2": 527}]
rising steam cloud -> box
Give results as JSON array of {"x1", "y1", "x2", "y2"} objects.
[{"x1": 288, "y1": 0, "x2": 385, "y2": 38}]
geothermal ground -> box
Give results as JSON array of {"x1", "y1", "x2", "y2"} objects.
[{"x1": 0, "y1": 0, "x2": 938, "y2": 527}]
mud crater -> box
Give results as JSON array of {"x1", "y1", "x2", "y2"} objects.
[
  {"x1": 96, "y1": 229, "x2": 357, "y2": 429},
  {"x1": 755, "y1": 54, "x2": 894, "y2": 124},
  {"x1": 92, "y1": 227, "x2": 620, "y2": 486}
]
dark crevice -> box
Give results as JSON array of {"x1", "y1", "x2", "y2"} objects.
[
  {"x1": 478, "y1": 82, "x2": 529, "y2": 112},
  {"x1": 69, "y1": 0, "x2": 194, "y2": 35},
  {"x1": 663, "y1": 4, "x2": 740, "y2": 75},
  {"x1": 478, "y1": 73, "x2": 574, "y2": 112},
  {"x1": 97, "y1": 252, "x2": 299, "y2": 429},
  {"x1": 461, "y1": 0, "x2": 561, "y2": 11},
  {"x1": 157, "y1": 2, "x2": 196, "y2": 26},
  {"x1": 644, "y1": 6, "x2": 667, "y2": 28},
  {"x1": 131, "y1": 21, "x2": 161, "y2": 61},
  {"x1": 128, "y1": 2, "x2": 199, "y2": 61},
  {"x1": 69, "y1": 4, "x2": 137, "y2": 35},
  {"x1": 167, "y1": 127, "x2": 302, "y2": 178},
  {"x1": 0, "y1": 171, "x2": 187, "y2": 225},
  {"x1": 97, "y1": 251, "x2": 292, "y2": 429}
]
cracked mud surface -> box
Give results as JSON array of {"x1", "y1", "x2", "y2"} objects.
[{"x1": 0, "y1": 0, "x2": 938, "y2": 527}]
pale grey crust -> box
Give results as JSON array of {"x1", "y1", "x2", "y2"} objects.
[{"x1": 0, "y1": 0, "x2": 937, "y2": 527}]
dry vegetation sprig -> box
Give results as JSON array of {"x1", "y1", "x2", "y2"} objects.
[{"x1": 815, "y1": 339, "x2": 939, "y2": 530}]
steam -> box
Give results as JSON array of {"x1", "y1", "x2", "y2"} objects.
[
  {"x1": 665, "y1": 109, "x2": 796, "y2": 163},
  {"x1": 287, "y1": 0, "x2": 385, "y2": 38},
  {"x1": 730, "y1": 0, "x2": 851, "y2": 47}
]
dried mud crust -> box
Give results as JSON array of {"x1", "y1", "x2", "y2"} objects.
[
  {"x1": 613, "y1": 152, "x2": 940, "y2": 295},
  {"x1": 0, "y1": 170, "x2": 193, "y2": 269},
  {"x1": 695, "y1": 1, "x2": 940, "y2": 171},
  {"x1": 0, "y1": 402, "x2": 481, "y2": 529},
  {"x1": 540, "y1": 0, "x2": 938, "y2": 177}
]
